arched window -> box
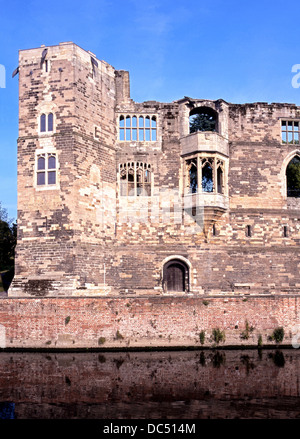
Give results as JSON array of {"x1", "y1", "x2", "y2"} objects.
[
  {"x1": 186, "y1": 159, "x2": 198, "y2": 193},
  {"x1": 185, "y1": 155, "x2": 226, "y2": 195},
  {"x1": 202, "y1": 159, "x2": 213, "y2": 192},
  {"x1": 217, "y1": 159, "x2": 224, "y2": 194},
  {"x1": 163, "y1": 259, "x2": 189, "y2": 293},
  {"x1": 189, "y1": 106, "x2": 218, "y2": 134},
  {"x1": 286, "y1": 155, "x2": 300, "y2": 197},
  {"x1": 40, "y1": 114, "x2": 46, "y2": 132},
  {"x1": 48, "y1": 113, "x2": 53, "y2": 132},
  {"x1": 119, "y1": 162, "x2": 151, "y2": 196},
  {"x1": 40, "y1": 112, "x2": 54, "y2": 133}
]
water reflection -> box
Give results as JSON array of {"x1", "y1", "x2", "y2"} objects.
[{"x1": 0, "y1": 349, "x2": 299, "y2": 419}]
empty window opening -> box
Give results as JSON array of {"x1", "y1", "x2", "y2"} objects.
[
  {"x1": 185, "y1": 155, "x2": 225, "y2": 195},
  {"x1": 119, "y1": 162, "x2": 151, "y2": 196},
  {"x1": 119, "y1": 115, "x2": 157, "y2": 141},
  {"x1": 217, "y1": 163, "x2": 224, "y2": 194},
  {"x1": 283, "y1": 226, "x2": 288, "y2": 237},
  {"x1": 281, "y1": 120, "x2": 299, "y2": 144},
  {"x1": 212, "y1": 224, "x2": 217, "y2": 236},
  {"x1": 37, "y1": 153, "x2": 57, "y2": 186},
  {"x1": 202, "y1": 159, "x2": 213, "y2": 192},
  {"x1": 286, "y1": 155, "x2": 300, "y2": 197},
  {"x1": 246, "y1": 225, "x2": 252, "y2": 237},
  {"x1": 163, "y1": 259, "x2": 189, "y2": 293},
  {"x1": 189, "y1": 106, "x2": 218, "y2": 134},
  {"x1": 186, "y1": 159, "x2": 198, "y2": 194}
]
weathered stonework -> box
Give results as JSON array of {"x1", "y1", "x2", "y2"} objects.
[{"x1": 8, "y1": 42, "x2": 300, "y2": 301}]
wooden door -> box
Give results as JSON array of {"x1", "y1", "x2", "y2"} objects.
[{"x1": 166, "y1": 263, "x2": 185, "y2": 292}]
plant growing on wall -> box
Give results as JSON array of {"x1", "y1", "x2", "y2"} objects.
[
  {"x1": 271, "y1": 327, "x2": 285, "y2": 343},
  {"x1": 212, "y1": 328, "x2": 225, "y2": 344}
]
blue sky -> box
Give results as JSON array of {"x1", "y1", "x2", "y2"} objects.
[{"x1": 0, "y1": 0, "x2": 300, "y2": 220}]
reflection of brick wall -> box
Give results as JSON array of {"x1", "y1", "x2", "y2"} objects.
[
  {"x1": 0, "y1": 296, "x2": 299, "y2": 348},
  {"x1": 0, "y1": 349, "x2": 299, "y2": 418}
]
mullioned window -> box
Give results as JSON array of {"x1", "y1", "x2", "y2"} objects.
[
  {"x1": 119, "y1": 162, "x2": 151, "y2": 196},
  {"x1": 118, "y1": 115, "x2": 157, "y2": 141},
  {"x1": 40, "y1": 113, "x2": 54, "y2": 133},
  {"x1": 185, "y1": 155, "x2": 225, "y2": 195},
  {"x1": 36, "y1": 153, "x2": 57, "y2": 187},
  {"x1": 281, "y1": 120, "x2": 299, "y2": 144}
]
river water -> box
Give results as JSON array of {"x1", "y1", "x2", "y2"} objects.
[{"x1": 0, "y1": 349, "x2": 299, "y2": 419}]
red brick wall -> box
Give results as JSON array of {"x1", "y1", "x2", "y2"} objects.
[{"x1": 0, "y1": 295, "x2": 298, "y2": 349}]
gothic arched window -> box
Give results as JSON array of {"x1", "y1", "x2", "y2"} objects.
[
  {"x1": 286, "y1": 155, "x2": 300, "y2": 197},
  {"x1": 119, "y1": 162, "x2": 152, "y2": 196}
]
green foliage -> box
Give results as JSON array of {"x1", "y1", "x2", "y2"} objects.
[
  {"x1": 240, "y1": 320, "x2": 254, "y2": 340},
  {"x1": 0, "y1": 202, "x2": 17, "y2": 272},
  {"x1": 212, "y1": 328, "x2": 226, "y2": 344},
  {"x1": 199, "y1": 330, "x2": 205, "y2": 345},
  {"x1": 116, "y1": 330, "x2": 124, "y2": 340},
  {"x1": 98, "y1": 337, "x2": 106, "y2": 345},
  {"x1": 258, "y1": 334, "x2": 263, "y2": 348},
  {"x1": 65, "y1": 316, "x2": 71, "y2": 325},
  {"x1": 271, "y1": 327, "x2": 285, "y2": 343},
  {"x1": 189, "y1": 112, "x2": 216, "y2": 133},
  {"x1": 202, "y1": 300, "x2": 209, "y2": 306}
]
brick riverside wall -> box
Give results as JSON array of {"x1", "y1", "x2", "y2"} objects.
[{"x1": 0, "y1": 295, "x2": 298, "y2": 349}]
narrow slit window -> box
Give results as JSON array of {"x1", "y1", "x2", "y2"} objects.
[
  {"x1": 202, "y1": 160, "x2": 213, "y2": 192},
  {"x1": 119, "y1": 116, "x2": 125, "y2": 141},
  {"x1": 217, "y1": 166, "x2": 223, "y2": 194},
  {"x1": 48, "y1": 113, "x2": 53, "y2": 132},
  {"x1": 151, "y1": 116, "x2": 157, "y2": 141},
  {"x1": 246, "y1": 225, "x2": 252, "y2": 237},
  {"x1": 283, "y1": 225, "x2": 288, "y2": 237},
  {"x1": 40, "y1": 114, "x2": 46, "y2": 132},
  {"x1": 126, "y1": 116, "x2": 131, "y2": 141},
  {"x1": 188, "y1": 161, "x2": 198, "y2": 194}
]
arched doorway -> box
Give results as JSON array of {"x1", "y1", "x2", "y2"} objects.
[{"x1": 163, "y1": 259, "x2": 189, "y2": 293}]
